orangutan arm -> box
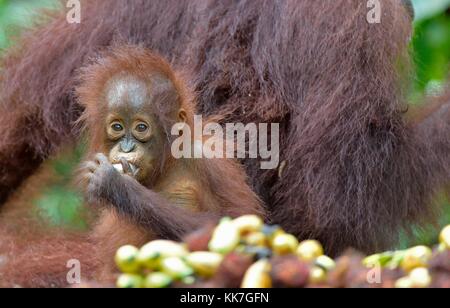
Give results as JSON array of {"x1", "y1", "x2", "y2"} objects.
[{"x1": 84, "y1": 154, "x2": 231, "y2": 240}]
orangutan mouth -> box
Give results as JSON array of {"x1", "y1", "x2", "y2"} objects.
[{"x1": 113, "y1": 161, "x2": 140, "y2": 177}]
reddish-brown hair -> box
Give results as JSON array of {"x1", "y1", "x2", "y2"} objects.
[{"x1": 0, "y1": 0, "x2": 447, "y2": 258}]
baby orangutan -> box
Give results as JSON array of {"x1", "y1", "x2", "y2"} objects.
[{"x1": 77, "y1": 46, "x2": 263, "y2": 281}]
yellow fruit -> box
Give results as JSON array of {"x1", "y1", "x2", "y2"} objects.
[
  {"x1": 297, "y1": 240, "x2": 324, "y2": 262},
  {"x1": 409, "y1": 268, "x2": 431, "y2": 288},
  {"x1": 395, "y1": 277, "x2": 414, "y2": 289},
  {"x1": 144, "y1": 272, "x2": 173, "y2": 288},
  {"x1": 363, "y1": 251, "x2": 395, "y2": 268},
  {"x1": 115, "y1": 245, "x2": 140, "y2": 273},
  {"x1": 401, "y1": 246, "x2": 432, "y2": 272},
  {"x1": 309, "y1": 266, "x2": 327, "y2": 284},
  {"x1": 116, "y1": 274, "x2": 144, "y2": 288},
  {"x1": 233, "y1": 215, "x2": 264, "y2": 234},
  {"x1": 160, "y1": 257, "x2": 194, "y2": 280},
  {"x1": 272, "y1": 234, "x2": 299, "y2": 255},
  {"x1": 315, "y1": 255, "x2": 336, "y2": 272},
  {"x1": 387, "y1": 251, "x2": 407, "y2": 270},
  {"x1": 209, "y1": 219, "x2": 241, "y2": 254},
  {"x1": 185, "y1": 252, "x2": 224, "y2": 277},
  {"x1": 137, "y1": 240, "x2": 188, "y2": 269},
  {"x1": 439, "y1": 225, "x2": 450, "y2": 249},
  {"x1": 244, "y1": 232, "x2": 268, "y2": 247},
  {"x1": 241, "y1": 259, "x2": 272, "y2": 288}
]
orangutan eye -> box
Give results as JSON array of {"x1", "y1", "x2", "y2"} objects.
[
  {"x1": 112, "y1": 123, "x2": 124, "y2": 132},
  {"x1": 135, "y1": 123, "x2": 148, "y2": 133}
]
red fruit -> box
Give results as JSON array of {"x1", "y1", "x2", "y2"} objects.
[
  {"x1": 212, "y1": 253, "x2": 254, "y2": 288},
  {"x1": 184, "y1": 223, "x2": 215, "y2": 252},
  {"x1": 271, "y1": 256, "x2": 310, "y2": 288}
]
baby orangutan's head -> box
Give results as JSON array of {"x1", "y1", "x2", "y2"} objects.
[{"x1": 78, "y1": 47, "x2": 192, "y2": 184}]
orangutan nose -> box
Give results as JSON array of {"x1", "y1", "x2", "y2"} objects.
[{"x1": 120, "y1": 139, "x2": 136, "y2": 153}]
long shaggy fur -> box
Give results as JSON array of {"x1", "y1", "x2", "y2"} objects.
[
  {"x1": 0, "y1": 227, "x2": 99, "y2": 288},
  {"x1": 0, "y1": 0, "x2": 448, "y2": 270}
]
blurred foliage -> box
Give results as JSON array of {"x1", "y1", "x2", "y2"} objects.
[
  {"x1": 34, "y1": 145, "x2": 87, "y2": 230},
  {"x1": 411, "y1": 2, "x2": 450, "y2": 101},
  {"x1": 0, "y1": 0, "x2": 449, "y2": 246},
  {"x1": 412, "y1": 0, "x2": 450, "y2": 21},
  {"x1": 403, "y1": 0, "x2": 450, "y2": 248},
  {"x1": 0, "y1": 0, "x2": 56, "y2": 49}
]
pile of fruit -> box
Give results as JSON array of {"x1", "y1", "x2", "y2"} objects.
[{"x1": 114, "y1": 216, "x2": 450, "y2": 288}]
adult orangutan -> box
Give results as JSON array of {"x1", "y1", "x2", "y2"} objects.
[{"x1": 0, "y1": 0, "x2": 448, "y2": 257}]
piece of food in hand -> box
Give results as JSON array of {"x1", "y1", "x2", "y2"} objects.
[
  {"x1": 116, "y1": 274, "x2": 144, "y2": 288},
  {"x1": 209, "y1": 218, "x2": 240, "y2": 254},
  {"x1": 113, "y1": 163, "x2": 124, "y2": 173},
  {"x1": 297, "y1": 240, "x2": 324, "y2": 262},
  {"x1": 115, "y1": 245, "x2": 140, "y2": 273},
  {"x1": 112, "y1": 157, "x2": 139, "y2": 176},
  {"x1": 241, "y1": 259, "x2": 272, "y2": 288},
  {"x1": 186, "y1": 252, "x2": 224, "y2": 278}
]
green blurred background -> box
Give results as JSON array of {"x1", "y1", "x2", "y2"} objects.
[{"x1": 0, "y1": 0, "x2": 449, "y2": 248}]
